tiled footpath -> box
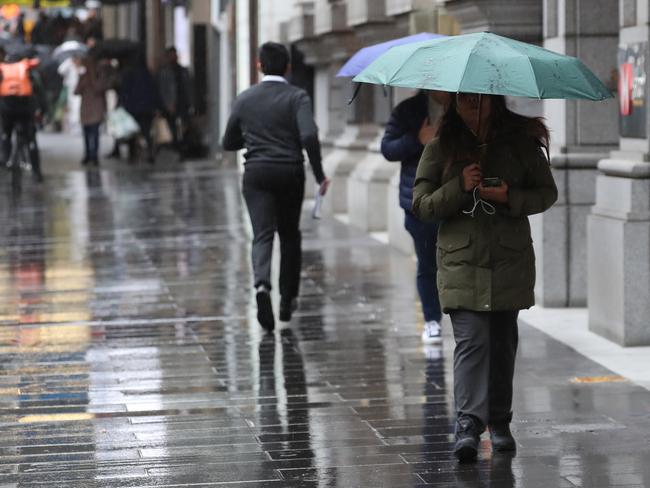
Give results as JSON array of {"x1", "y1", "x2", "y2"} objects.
[{"x1": 0, "y1": 148, "x2": 649, "y2": 487}]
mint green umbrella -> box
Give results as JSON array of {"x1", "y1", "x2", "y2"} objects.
[{"x1": 353, "y1": 32, "x2": 612, "y2": 100}]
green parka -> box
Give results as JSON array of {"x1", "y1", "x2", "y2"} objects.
[{"x1": 412, "y1": 133, "x2": 558, "y2": 312}]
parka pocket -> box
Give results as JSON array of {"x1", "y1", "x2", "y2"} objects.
[
  {"x1": 437, "y1": 234, "x2": 473, "y2": 267},
  {"x1": 438, "y1": 234, "x2": 471, "y2": 253}
]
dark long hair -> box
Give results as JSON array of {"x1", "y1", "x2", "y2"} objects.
[{"x1": 436, "y1": 95, "x2": 550, "y2": 173}]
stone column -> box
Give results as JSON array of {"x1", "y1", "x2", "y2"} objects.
[
  {"x1": 588, "y1": 159, "x2": 650, "y2": 346},
  {"x1": 586, "y1": 0, "x2": 650, "y2": 346},
  {"x1": 146, "y1": 0, "x2": 164, "y2": 70},
  {"x1": 444, "y1": 0, "x2": 542, "y2": 42},
  {"x1": 536, "y1": 0, "x2": 619, "y2": 307}
]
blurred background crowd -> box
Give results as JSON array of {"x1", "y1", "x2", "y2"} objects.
[{"x1": 0, "y1": 0, "x2": 199, "y2": 166}]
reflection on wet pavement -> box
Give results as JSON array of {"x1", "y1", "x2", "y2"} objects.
[{"x1": 0, "y1": 162, "x2": 649, "y2": 487}]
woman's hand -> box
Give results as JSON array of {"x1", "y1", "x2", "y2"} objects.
[
  {"x1": 462, "y1": 163, "x2": 482, "y2": 192},
  {"x1": 479, "y1": 181, "x2": 509, "y2": 203}
]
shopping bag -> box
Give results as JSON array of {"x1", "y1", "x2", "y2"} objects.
[
  {"x1": 106, "y1": 107, "x2": 140, "y2": 140},
  {"x1": 153, "y1": 116, "x2": 173, "y2": 145}
]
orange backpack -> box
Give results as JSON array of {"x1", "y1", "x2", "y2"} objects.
[{"x1": 0, "y1": 59, "x2": 38, "y2": 97}]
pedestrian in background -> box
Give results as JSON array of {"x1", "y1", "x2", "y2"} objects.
[
  {"x1": 82, "y1": 8, "x2": 103, "y2": 42},
  {"x1": 120, "y1": 51, "x2": 160, "y2": 164},
  {"x1": 157, "y1": 47, "x2": 192, "y2": 160},
  {"x1": 75, "y1": 56, "x2": 108, "y2": 166},
  {"x1": 30, "y1": 11, "x2": 47, "y2": 45},
  {"x1": 381, "y1": 90, "x2": 447, "y2": 345},
  {"x1": 222, "y1": 41, "x2": 330, "y2": 332},
  {"x1": 0, "y1": 47, "x2": 46, "y2": 182},
  {"x1": 13, "y1": 12, "x2": 25, "y2": 42},
  {"x1": 412, "y1": 93, "x2": 558, "y2": 462},
  {"x1": 57, "y1": 55, "x2": 82, "y2": 134}
]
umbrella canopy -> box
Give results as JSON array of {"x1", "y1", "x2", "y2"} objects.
[
  {"x1": 354, "y1": 32, "x2": 612, "y2": 100},
  {"x1": 4, "y1": 42, "x2": 37, "y2": 60},
  {"x1": 53, "y1": 40, "x2": 87, "y2": 63},
  {"x1": 337, "y1": 32, "x2": 444, "y2": 77},
  {"x1": 90, "y1": 38, "x2": 139, "y2": 60}
]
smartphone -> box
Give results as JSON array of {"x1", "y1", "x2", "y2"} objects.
[{"x1": 482, "y1": 177, "x2": 502, "y2": 187}]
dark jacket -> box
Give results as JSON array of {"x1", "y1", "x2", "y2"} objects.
[
  {"x1": 381, "y1": 92, "x2": 427, "y2": 212},
  {"x1": 222, "y1": 80, "x2": 325, "y2": 183},
  {"x1": 120, "y1": 65, "x2": 161, "y2": 116},
  {"x1": 412, "y1": 133, "x2": 558, "y2": 312},
  {"x1": 157, "y1": 63, "x2": 192, "y2": 116}
]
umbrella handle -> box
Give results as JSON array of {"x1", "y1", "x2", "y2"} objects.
[
  {"x1": 347, "y1": 83, "x2": 362, "y2": 105},
  {"x1": 476, "y1": 93, "x2": 487, "y2": 169}
]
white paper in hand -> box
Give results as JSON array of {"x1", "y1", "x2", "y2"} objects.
[{"x1": 312, "y1": 186, "x2": 323, "y2": 219}]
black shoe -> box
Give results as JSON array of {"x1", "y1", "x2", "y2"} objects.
[
  {"x1": 80, "y1": 158, "x2": 89, "y2": 166},
  {"x1": 454, "y1": 415, "x2": 482, "y2": 462},
  {"x1": 256, "y1": 285, "x2": 274, "y2": 331},
  {"x1": 489, "y1": 424, "x2": 516, "y2": 452},
  {"x1": 279, "y1": 297, "x2": 297, "y2": 322}
]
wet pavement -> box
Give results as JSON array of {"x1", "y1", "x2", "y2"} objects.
[{"x1": 0, "y1": 149, "x2": 649, "y2": 487}]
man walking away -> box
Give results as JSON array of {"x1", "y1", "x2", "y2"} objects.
[{"x1": 222, "y1": 42, "x2": 330, "y2": 332}]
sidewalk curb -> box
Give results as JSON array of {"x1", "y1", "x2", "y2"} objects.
[{"x1": 519, "y1": 307, "x2": 650, "y2": 392}]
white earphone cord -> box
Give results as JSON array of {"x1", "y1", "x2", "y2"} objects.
[{"x1": 462, "y1": 186, "x2": 495, "y2": 218}]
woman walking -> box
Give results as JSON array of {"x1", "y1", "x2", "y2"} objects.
[
  {"x1": 75, "y1": 57, "x2": 109, "y2": 166},
  {"x1": 412, "y1": 93, "x2": 558, "y2": 462}
]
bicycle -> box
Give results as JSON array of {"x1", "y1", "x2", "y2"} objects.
[{"x1": 5, "y1": 116, "x2": 42, "y2": 191}]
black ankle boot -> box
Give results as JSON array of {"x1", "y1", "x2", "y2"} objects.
[
  {"x1": 489, "y1": 423, "x2": 516, "y2": 452},
  {"x1": 454, "y1": 415, "x2": 482, "y2": 462},
  {"x1": 279, "y1": 297, "x2": 297, "y2": 322}
]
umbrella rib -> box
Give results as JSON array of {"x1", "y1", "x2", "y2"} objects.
[
  {"x1": 384, "y1": 45, "x2": 429, "y2": 84},
  {"x1": 456, "y1": 35, "x2": 483, "y2": 94},
  {"x1": 497, "y1": 39, "x2": 543, "y2": 98},
  {"x1": 524, "y1": 54, "x2": 542, "y2": 99}
]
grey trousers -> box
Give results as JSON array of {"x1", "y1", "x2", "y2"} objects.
[{"x1": 449, "y1": 310, "x2": 519, "y2": 429}]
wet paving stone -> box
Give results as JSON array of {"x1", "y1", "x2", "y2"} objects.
[{"x1": 0, "y1": 160, "x2": 649, "y2": 487}]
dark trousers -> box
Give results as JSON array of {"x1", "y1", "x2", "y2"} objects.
[
  {"x1": 164, "y1": 112, "x2": 189, "y2": 154},
  {"x1": 404, "y1": 212, "x2": 442, "y2": 322},
  {"x1": 449, "y1": 310, "x2": 519, "y2": 429},
  {"x1": 129, "y1": 113, "x2": 154, "y2": 160},
  {"x1": 242, "y1": 165, "x2": 305, "y2": 299},
  {"x1": 2, "y1": 111, "x2": 40, "y2": 175},
  {"x1": 83, "y1": 123, "x2": 100, "y2": 162}
]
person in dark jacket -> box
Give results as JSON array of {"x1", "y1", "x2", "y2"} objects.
[
  {"x1": 157, "y1": 47, "x2": 192, "y2": 160},
  {"x1": 381, "y1": 90, "x2": 447, "y2": 344},
  {"x1": 413, "y1": 93, "x2": 558, "y2": 462},
  {"x1": 222, "y1": 42, "x2": 330, "y2": 332},
  {"x1": 30, "y1": 11, "x2": 48, "y2": 45},
  {"x1": 120, "y1": 52, "x2": 161, "y2": 164}
]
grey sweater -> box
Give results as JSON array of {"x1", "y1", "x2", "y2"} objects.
[{"x1": 222, "y1": 80, "x2": 325, "y2": 183}]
